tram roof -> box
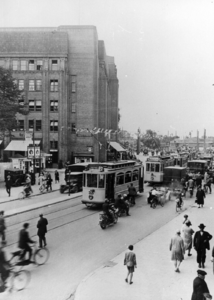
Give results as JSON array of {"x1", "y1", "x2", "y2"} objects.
[
  {"x1": 146, "y1": 155, "x2": 173, "y2": 162},
  {"x1": 188, "y1": 160, "x2": 207, "y2": 163},
  {"x1": 86, "y1": 160, "x2": 142, "y2": 171}
]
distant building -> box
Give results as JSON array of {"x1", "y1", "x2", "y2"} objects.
[
  {"x1": 0, "y1": 26, "x2": 119, "y2": 165},
  {"x1": 170, "y1": 137, "x2": 214, "y2": 150}
]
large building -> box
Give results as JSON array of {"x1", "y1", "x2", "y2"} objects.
[{"x1": 0, "y1": 26, "x2": 119, "y2": 165}]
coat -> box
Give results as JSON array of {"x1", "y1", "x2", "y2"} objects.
[
  {"x1": 37, "y1": 218, "x2": 48, "y2": 236},
  {"x1": 18, "y1": 229, "x2": 34, "y2": 249},
  {"x1": 196, "y1": 190, "x2": 205, "y2": 205},
  {"x1": 170, "y1": 234, "x2": 185, "y2": 261},
  {"x1": 191, "y1": 277, "x2": 210, "y2": 300},
  {"x1": 193, "y1": 231, "x2": 212, "y2": 251},
  {"x1": 124, "y1": 251, "x2": 137, "y2": 267}
]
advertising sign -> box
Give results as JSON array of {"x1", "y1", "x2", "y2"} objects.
[{"x1": 27, "y1": 146, "x2": 40, "y2": 158}]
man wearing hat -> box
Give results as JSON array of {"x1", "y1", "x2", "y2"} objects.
[
  {"x1": 37, "y1": 214, "x2": 48, "y2": 248},
  {"x1": 191, "y1": 270, "x2": 212, "y2": 300},
  {"x1": 193, "y1": 224, "x2": 212, "y2": 268}
]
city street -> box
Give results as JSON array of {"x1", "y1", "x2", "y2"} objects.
[{"x1": 0, "y1": 185, "x2": 194, "y2": 300}]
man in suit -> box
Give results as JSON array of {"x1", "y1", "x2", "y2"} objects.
[
  {"x1": 124, "y1": 245, "x2": 137, "y2": 284},
  {"x1": 191, "y1": 270, "x2": 211, "y2": 300},
  {"x1": 193, "y1": 223, "x2": 212, "y2": 268},
  {"x1": 37, "y1": 214, "x2": 48, "y2": 248},
  {"x1": 18, "y1": 223, "x2": 35, "y2": 261}
]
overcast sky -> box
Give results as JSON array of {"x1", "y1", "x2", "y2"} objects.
[{"x1": 1, "y1": 0, "x2": 214, "y2": 138}]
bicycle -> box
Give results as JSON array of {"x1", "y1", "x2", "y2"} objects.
[
  {"x1": 18, "y1": 185, "x2": 33, "y2": 199},
  {"x1": 9, "y1": 243, "x2": 50, "y2": 267},
  {"x1": 175, "y1": 198, "x2": 184, "y2": 212},
  {"x1": 0, "y1": 266, "x2": 31, "y2": 293}
]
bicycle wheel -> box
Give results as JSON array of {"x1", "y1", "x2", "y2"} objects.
[
  {"x1": 12, "y1": 270, "x2": 31, "y2": 291},
  {"x1": 34, "y1": 248, "x2": 50, "y2": 265}
]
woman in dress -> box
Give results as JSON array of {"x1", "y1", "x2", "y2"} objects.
[
  {"x1": 196, "y1": 186, "x2": 206, "y2": 208},
  {"x1": 181, "y1": 221, "x2": 194, "y2": 256},
  {"x1": 170, "y1": 230, "x2": 185, "y2": 272}
]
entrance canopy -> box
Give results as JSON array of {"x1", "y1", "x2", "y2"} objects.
[
  {"x1": 109, "y1": 142, "x2": 126, "y2": 152},
  {"x1": 4, "y1": 140, "x2": 40, "y2": 152}
]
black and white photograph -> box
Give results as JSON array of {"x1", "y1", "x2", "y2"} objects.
[{"x1": 0, "y1": 0, "x2": 214, "y2": 299}]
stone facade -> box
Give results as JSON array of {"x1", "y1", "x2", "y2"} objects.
[{"x1": 0, "y1": 26, "x2": 119, "y2": 164}]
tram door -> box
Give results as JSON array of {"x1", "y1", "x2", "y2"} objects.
[{"x1": 106, "y1": 174, "x2": 115, "y2": 200}]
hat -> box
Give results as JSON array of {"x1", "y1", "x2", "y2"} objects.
[
  {"x1": 198, "y1": 223, "x2": 206, "y2": 229},
  {"x1": 176, "y1": 230, "x2": 181, "y2": 234},
  {"x1": 197, "y1": 270, "x2": 207, "y2": 276},
  {"x1": 184, "y1": 215, "x2": 188, "y2": 218},
  {"x1": 186, "y1": 221, "x2": 192, "y2": 226}
]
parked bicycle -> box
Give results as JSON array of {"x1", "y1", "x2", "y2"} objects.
[{"x1": 10, "y1": 243, "x2": 50, "y2": 267}]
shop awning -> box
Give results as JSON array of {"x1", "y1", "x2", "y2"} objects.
[
  {"x1": 4, "y1": 140, "x2": 40, "y2": 152},
  {"x1": 109, "y1": 142, "x2": 126, "y2": 152}
]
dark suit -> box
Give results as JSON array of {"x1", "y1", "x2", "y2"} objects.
[
  {"x1": 37, "y1": 217, "x2": 48, "y2": 248},
  {"x1": 193, "y1": 231, "x2": 212, "y2": 264},
  {"x1": 18, "y1": 229, "x2": 34, "y2": 260},
  {"x1": 191, "y1": 276, "x2": 209, "y2": 300}
]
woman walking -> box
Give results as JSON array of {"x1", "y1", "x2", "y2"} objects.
[
  {"x1": 170, "y1": 230, "x2": 185, "y2": 272},
  {"x1": 54, "y1": 170, "x2": 59, "y2": 184},
  {"x1": 181, "y1": 221, "x2": 194, "y2": 256},
  {"x1": 196, "y1": 186, "x2": 206, "y2": 208}
]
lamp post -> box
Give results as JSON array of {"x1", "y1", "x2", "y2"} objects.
[{"x1": 68, "y1": 170, "x2": 71, "y2": 196}]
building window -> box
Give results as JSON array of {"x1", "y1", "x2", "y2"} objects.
[
  {"x1": 18, "y1": 120, "x2": 24, "y2": 131},
  {"x1": 71, "y1": 103, "x2": 76, "y2": 113},
  {"x1": 71, "y1": 75, "x2": 76, "y2": 92},
  {"x1": 21, "y1": 60, "x2": 27, "y2": 71},
  {"x1": 28, "y1": 100, "x2": 35, "y2": 111},
  {"x1": 12, "y1": 60, "x2": 18, "y2": 71},
  {"x1": 50, "y1": 80, "x2": 58, "y2": 92},
  {"x1": 19, "y1": 98, "x2": 24, "y2": 106},
  {"x1": 50, "y1": 120, "x2": 58, "y2": 131},
  {"x1": 29, "y1": 60, "x2": 35, "y2": 71},
  {"x1": 35, "y1": 100, "x2": 42, "y2": 111},
  {"x1": 37, "y1": 60, "x2": 43, "y2": 70},
  {"x1": 36, "y1": 80, "x2": 42, "y2": 91},
  {"x1": 71, "y1": 123, "x2": 76, "y2": 133},
  {"x1": 51, "y1": 60, "x2": 58, "y2": 71},
  {"x1": 50, "y1": 100, "x2": 58, "y2": 112},
  {"x1": 18, "y1": 80, "x2": 24, "y2": 91},
  {"x1": 36, "y1": 120, "x2": 42, "y2": 131},
  {"x1": 50, "y1": 140, "x2": 58, "y2": 149},
  {"x1": 29, "y1": 120, "x2": 34, "y2": 131},
  {"x1": 29, "y1": 80, "x2": 35, "y2": 91}
]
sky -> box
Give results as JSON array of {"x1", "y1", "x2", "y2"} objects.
[{"x1": 1, "y1": 0, "x2": 214, "y2": 138}]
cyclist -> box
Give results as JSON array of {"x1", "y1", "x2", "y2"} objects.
[
  {"x1": 0, "y1": 245, "x2": 10, "y2": 290},
  {"x1": 176, "y1": 192, "x2": 183, "y2": 208},
  {"x1": 18, "y1": 223, "x2": 35, "y2": 262},
  {"x1": 102, "y1": 199, "x2": 115, "y2": 223},
  {"x1": 115, "y1": 195, "x2": 130, "y2": 216}
]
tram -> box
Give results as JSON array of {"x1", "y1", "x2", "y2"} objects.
[
  {"x1": 145, "y1": 155, "x2": 175, "y2": 183},
  {"x1": 173, "y1": 152, "x2": 189, "y2": 167},
  {"x1": 82, "y1": 160, "x2": 144, "y2": 207}
]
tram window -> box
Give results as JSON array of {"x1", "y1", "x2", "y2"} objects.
[
  {"x1": 116, "y1": 173, "x2": 124, "y2": 185},
  {"x1": 87, "y1": 174, "x2": 97, "y2": 188},
  {"x1": 146, "y1": 163, "x2": 150, "y2": 171},
  {"x1": 133, "y1": 170, "x2": 138, "y2": 181},
  {"x1": 125, "y1": 171, "x2": 132, "y2": 183},
  {"x1": 98, "y1": 174, "x2": 105, "y2": 188},
  {"x1": 155, "y1": 164, "x2": 159, "y2": 172},
  {"x1": 160, "y1": 164, "x2": 163, "y2": 172},
  {"x1": 83, "y1": 174, "x2": 86, "y2": 187},
  {"x1": 151, "y1": 164, "x2": 155, "y2": 172}
]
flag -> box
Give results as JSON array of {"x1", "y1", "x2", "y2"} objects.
[{"x1": 94, "y1": 128, "x2": 101, "y2": 134}]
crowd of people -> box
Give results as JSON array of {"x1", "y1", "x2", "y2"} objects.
[{"x1": 170, "y1": 215, "x2": 213, "y2": 299}]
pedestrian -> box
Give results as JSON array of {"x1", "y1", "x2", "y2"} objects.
[
  {"x1": 54, "y1": 170, "x2": 59, "y2": 184},
  {"x1": 181, "y1": 221, "x2": 194, "y2": 256},
  {"x1": 183, "y1": 214, "x2": 190, "y2": 224},
  {"x1": 205, "y1": 177, "x2": 212, "y2": 194},
  {"x1": 0, "y1": 211, "x2": 6, "y2": 244},
  {"x1": 191, "y1": 270, "x2": 212, "y2": 300},
  {"x1": 124, "y1": 245, "x2": 137, "y2": 284},
  {"x1": 37, "y1": 214, "x2": 48, "y2": 248},
  {"x1": 46, "y1": 173, "x2": 53, "y2": 192},
  {"x1": 196, "y1": 186, "x2": 206, "y2": 208},
  {"x1": 30, "y1": 170, "x2": 35, "y2": 185},
  {"x1": 169, "y1": 230, "x2": 185, "y2": 272},
  {"x1": 5, "y1": 172, "x2": 12, "y2": 197},
  {"x1": 193, "y1": 223, "x2": 212, "y2": 268},
  {"x1": 128, "y1": 183, "x2": 137, "y2": 205}
]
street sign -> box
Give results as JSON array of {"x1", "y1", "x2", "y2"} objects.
[{"x1": 27, "y1": 146, "x2": 40, "y2": 158}]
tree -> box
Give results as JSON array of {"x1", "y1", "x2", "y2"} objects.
[
  {"x1": 0, "y1": 67, "x2": 28, "y2": 132},
  {"x1": 141, "y1": 129, "x2": 161, "y2": 149}
]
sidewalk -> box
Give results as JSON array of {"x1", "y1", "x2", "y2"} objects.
[
  {"x1": 0, "y1": 169, "x2": 66, "y2": 204},
  {"x1": 75, "y1": 196, "x2": 214, "y2": 300}
]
